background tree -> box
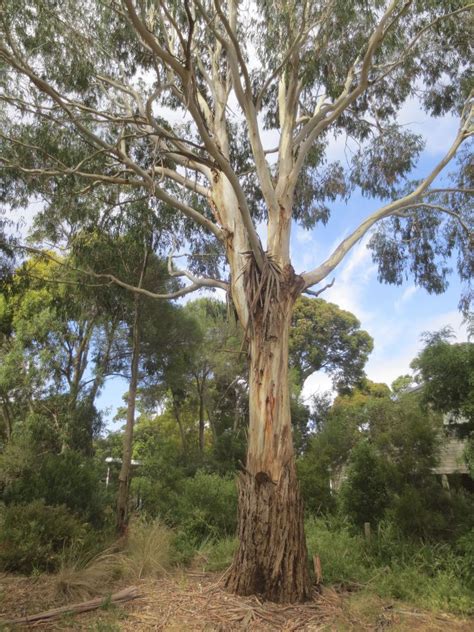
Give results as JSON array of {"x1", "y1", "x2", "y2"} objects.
[
  {"x1": 411, "y1": 327, "x2": 474, "y2": 430},
  {"x1": 290, "y1": 297, "x2": 373, "y2": 390},
  {"x1": 1, "y1": 0, "x2": 472, "y2": 601},
  {"x1": 0, "y1": 255, "x2": 112, "y2": 453}
]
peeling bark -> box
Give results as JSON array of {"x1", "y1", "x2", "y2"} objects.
[{"x1": 226, "y1": 266, "x2": 311, "y2": 602}]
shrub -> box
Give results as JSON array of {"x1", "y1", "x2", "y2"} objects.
[
  {"x1": 0, "y1": 500, "x2": 89, "y2": 573},
  {"x1": 196, "y1": 537, "x2": 237, "y2": 572},
  {"x1": 56, "y1": 545, "x2": 122, "y2": 600},
  {"x1": 2, "y1": 451, "x2": 110, "y2": 526},
  {"x1": 305, "y1": 516, "x2": 373, "y2": 585},
  {"x1": 173, "y1": 471, "x2": 237, "y2": 540},
  {"x1": 55, "y1": 518, "x2": 173, "y2": 599},
  {"x1": 455, "y1": 528, "x2": 474, "y2": 587},
  {"x1": 340, "y1": 442, "x2": 389, "y2": 528},
  {"x1": 297, "y1": 456, "x2": 335, "y2": 515},
  {"x1": 304, "y1": 516, "x2": 474, "y2": 615},
  {"x1": 121, "y1": 517, "x2": 173, "y2": 579}
]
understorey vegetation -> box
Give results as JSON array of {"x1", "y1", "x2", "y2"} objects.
[{"x1": 1, "y1": 290, "x2": 473, "y2": 614}]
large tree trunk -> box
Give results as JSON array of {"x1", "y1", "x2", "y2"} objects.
[{"x1": 226, "y1": 267, "x2": 311, "y2": 603}]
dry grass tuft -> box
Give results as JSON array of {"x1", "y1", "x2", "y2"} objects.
[
  {"x1": 120, "y1": 518, "x2": 173, "y2": 580},
  {"x1": 54, "y1": 519, "x2": 172, "y2": 600},
  {"x1": 55, "y1": 546, "x2": 122, "y2": 601}
]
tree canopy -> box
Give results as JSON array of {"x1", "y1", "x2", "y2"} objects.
[
  {"x1": 411, "y1": 327, "x2": 474, "y2": 429},
  {"x1": 0, "y1": 0, "x2": 472, "y2": 308}
]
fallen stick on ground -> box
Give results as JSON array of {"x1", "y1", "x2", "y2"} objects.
[{"x1": 1, "y1": 585, "x2": 142, "y2": 626}]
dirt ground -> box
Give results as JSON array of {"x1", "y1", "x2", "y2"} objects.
[{"x1": 0, "y1": 570, "x2": 473, "y2": 631}]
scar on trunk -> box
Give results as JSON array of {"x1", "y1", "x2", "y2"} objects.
[
  {"x1": 264, "y1": 387, "x2": 276, "y2": 439},
  {"x1": 255, "y1": 471, "x2": 275, "y2": 485}
]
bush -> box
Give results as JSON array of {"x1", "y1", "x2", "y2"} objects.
[
  {"x1": 297, "y1": 456, "x2": 335, "y2": 515},
  {"x1": 173, "y1": 471, "x2": 237, "y2": 541},
  {"x1": 196, "y1": 537, "x2": 237, "y2": 572},
  {"x1": 2, "y1": 451, "x2": 111, "y2": 526},
  {"x1": 0, "y1": 500, "x2": 89, "y2": 573},
  {"x1": 305, "y1": 516, "x2": 474, "y2": 615},
  {"x1": 121, "y1": 517, "x2": 173, "y2": 579},
  {"x1": 340, "y1": 442, "x2": 389, "y2": 528},
  {"x1": 55, "y1": 518, "x2": 173, "y2": 599},
  {"x1": 455, "y1": 528, "x2": 474, "y2": 588}
]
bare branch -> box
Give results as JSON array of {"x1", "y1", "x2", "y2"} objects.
[
  {"x1": 292, "y1": 0, "x2": 409, "y2": 177},
  {"x1": 167, "y1": 247, "x2": 228, "y2": 292},
  {"x1": 194, "y1": 0, "x2": 278, "y2": 219},
  {"x1": 18, "y1": 245, "x2": 228, "y2": 300},
  {"x1": 303, "y1": 278, "x2": 335, "y2": 297}
]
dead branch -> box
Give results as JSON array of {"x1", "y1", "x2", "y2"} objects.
[
  {"x1": 1, "y1": 585, "x2": 142, "y2": 626},
  {"x1": 304, "y1": 278, "x2": 335, "y2": 297}
]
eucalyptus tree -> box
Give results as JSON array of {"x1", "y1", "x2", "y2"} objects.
[
  {"x1": 72, "y1": 215, "x2": 183, "y2": 532},
  {"x1": 0, "y1": 254, "x2": 108, "y2": 452},
  {"x1": 411, "y1": 328, "x2": 474, "y2": 427},
  {"x1": 1, "y1": 0, "x2": 473, "y2": 601}
]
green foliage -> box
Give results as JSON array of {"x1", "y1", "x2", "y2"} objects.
[
  {"x1": 172, "y1": 471, "x2": 237, "y2": 541},
  {"x1": 466, "y1": 436, "x2": 474, "y2": 477},
  {"x1": 455, "y1": 528, "x2": 474, "y2": 587},
  {"x1": 299, "y1": 374, "x2": 474, "y2": 543},
  {"x1": 290, "y1": 297, "x2": 373, "y2": 390},
  {"x1": 2, "y1": 450, "x2": 111, "y2": 526},
  {"x1": 341, "y1": 442, "x2": 390, "y2": 528},
  {"x1": 411, "y1": 330, "x2": 474, "y2": 430},
  {"x1": 305, "y1": 516, "x2": 372, "y2": 585},
  {"x1": 305, "y1": 516, "x2": 474, "y2": 615},
  {"x1": 0, "y1": 500, "x2": 90, "y2": 573},
  {"x1": 197, "y1": 536, "x2": 238, "y2": 572},
  {"x1": 297, "y1": 453, "x2": 335, "y2": 516}
]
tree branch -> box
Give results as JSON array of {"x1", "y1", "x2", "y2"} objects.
[
  {"x1": 304, "y1": 278, "x2": 335, "y2": 297},
  {"x1": 18, "y1": 245, "x2": 228, "y2": 301},
  {"x1": 292, "y1": 0, "x2": 409, "y2": 178},
  {"x1": 301, "y1": 118, "x2": 473, "y2": 290}
]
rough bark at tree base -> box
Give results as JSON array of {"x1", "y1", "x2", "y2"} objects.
[{"x1": 226, "y1": 465, "x2": 312, "y2": 603}]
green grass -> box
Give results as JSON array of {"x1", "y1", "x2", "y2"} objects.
[
  {"x1": 304, "y1": 516, "x2": 474, "y2": 616},
  {"x1": 196, "y1": 536, "x2": 237, "y2": 572}
]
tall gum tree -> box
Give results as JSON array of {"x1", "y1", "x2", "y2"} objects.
[{"x1": 0, "y1": 0, "x2": 473, "y2": 602}]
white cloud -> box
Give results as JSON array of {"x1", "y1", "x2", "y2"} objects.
[
  {"x1": 301, "y1": 371, "x2": 335, "y2": 403},
  {"x1": 397, "y1": 98, "x2": 458, "y2": 157},
  {"x1": 365, "y1": 309, "x2": 470, "y2": 388},
  {"x1": 394, "y1": 285, "x2": 418, "y2": 312},
  {"x1": 295, "y1": 227, "x2": 313, "y2": 244},
  {"x1": 322, "y1": 235, "x2": 377, "y2": 320}
]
